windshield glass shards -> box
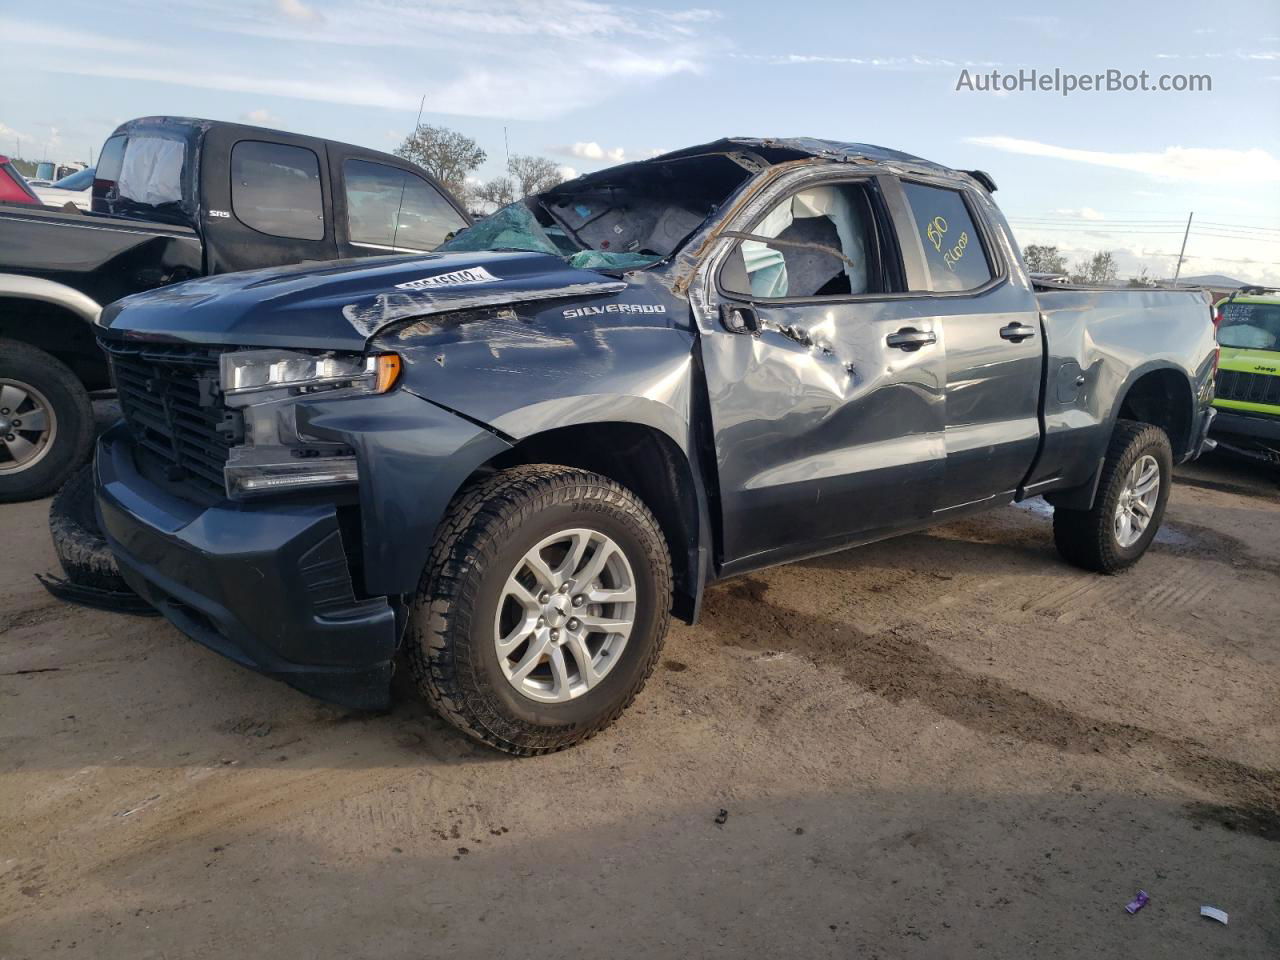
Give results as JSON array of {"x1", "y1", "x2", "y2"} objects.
[
  {"x1": 438, "y1": 202, "x2": 563, "y2": 257},
  {"x1": 438, "y1": 153, "x2": 753, "y2": 271}
]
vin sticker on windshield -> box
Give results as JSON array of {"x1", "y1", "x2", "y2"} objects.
[{"x1": 395, "y1": 266, "x2": 501, "y2": 290}]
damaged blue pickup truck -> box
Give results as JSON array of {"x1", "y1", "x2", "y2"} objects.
[{"x1": 91, "y1": 138, "x2": 1217, "y2": 754}]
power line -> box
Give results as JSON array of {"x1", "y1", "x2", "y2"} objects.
[
  {"x1": 1008, "y1": 223, "x2": 1280, "y2": 242},
  {"x1": 1008, "y1": 215, "x2": 1280, "y2": 232}
]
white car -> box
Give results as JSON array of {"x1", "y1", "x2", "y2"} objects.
[{"x1": 32, "y1": 166, "x2": 93, "y2": 211}]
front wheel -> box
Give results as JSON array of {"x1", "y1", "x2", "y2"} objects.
[
  {"x1": 407, "y1": 465, "x2": 672, "y2": 755},
  {"x1": 1053, "y1": 420, "x2": 1173, "y2": 573}
]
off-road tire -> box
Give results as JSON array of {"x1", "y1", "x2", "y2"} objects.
[
  {"x1": 1053, "y1": 420, "x2": 1173, "y2": 574},
  {"x1": 0, "y1": 339, "x2": 93, "y2": 502},
  {"x1": 49, "y1": 462, "x2": 129, "y2": 592},
  {"x1": 407, "y1": 465, "x2": 672, "y2": 756}
]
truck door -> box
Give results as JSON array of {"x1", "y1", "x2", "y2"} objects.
[
  {"x1": 199, "y1": 126, "x2": 336, "y2": 274},
  {"x1": 326, "y1": 145, "x2": 469, "y2": 258},
  {"x1": 697, "y1": 173, "x2": 947, "y2": 571},
  {"x1": 893, "y1": 179, "x2": 1042, "y2": 510}
]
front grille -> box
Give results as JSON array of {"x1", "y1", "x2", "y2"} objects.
[
  {"x1": 102, "y1": 340, "x2": 234, "y2": 492},
  {"x1": 1217, "y1": 369, "x2": 1280, "y2": 406}
]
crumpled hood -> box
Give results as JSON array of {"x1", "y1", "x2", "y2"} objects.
[{"x1": 99, "y1": 250, "x2": 627, "y2": 351}]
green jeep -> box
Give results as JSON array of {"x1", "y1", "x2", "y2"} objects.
[{"x1": 1212, "y1": 287, "x2": 1280, "y2": 463}]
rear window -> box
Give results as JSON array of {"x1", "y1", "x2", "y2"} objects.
[
  {"x1": 95, "y1": 136, "x2": 127, "y2": 183},
  {"x1": 95, "y1": 135, "x2": 185, "y2": 207},
  {"x1": 231, "y1": 140, "x2": 324, "y2": 241},
  {"x1": 343, "y1": 159, "x2": 465, "y2": 250},
  {"x1": 899, "y1": 181, "x2": 994, "y2": 292},
  {"x1": 1218, "y1": 301, "x2": 1280, "y2": 352}
]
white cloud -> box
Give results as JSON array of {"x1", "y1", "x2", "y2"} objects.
[
  {"x1": 0, "y1": 120, "x2": 60, "y2": 156},
  {"x1": 277, "y1": 0, "x2": 323, "y2": 23},
  {"x1": 664, "y1": 9, "x2": 720, "y2": 23},
  {"x1": 0, "y1": 17, "x2": 146, "y2": 54},
  {"x1": 9, "y1": 0, "x2": 715, "y2": 121},
  {"x1": 241, "y1": 108, "x2": 282, "y2": 127},
  {"x1": 557, "y1": 142, "x2": 627, "y2": 164},
  {"x1": 557, "y1": 165, "x2": 579, "y2": 181},
  {"x1": 0, "y1": 121, "x2": 31, "y2": 143},
  {"x1": 734, "y1": 52, "x2": 999, "y2": 69},
  {"x1": 966, "y1": 136, "x2": 1280, "y2": 183}
]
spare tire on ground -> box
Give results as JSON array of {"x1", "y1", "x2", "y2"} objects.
[
  {"x1": 49, "y1": 462, "x2": 127, "y2": 591},
  {"x1": 42, "y1": 463, "x2": 153, "y2": 613}
]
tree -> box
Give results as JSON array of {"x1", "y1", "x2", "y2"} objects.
[
  {"x1": 507, "y1": 153, "x2": 565, "y2": 198},
  {"x1": 393, "y1": 124, "x2": 486, "y2": 197},
  {"x1": 1069, "y1": 251, "x2": 1118, "y2": 285},
  {"x1": 1125, "y1": 267, "x2": 1158, "y2": 288},
  {"x1": 471, "y1": 176, "x2": 516, "y2": 207},
  {"x1": 1023, "y1": 244, "x2": 1068, "y2": 275}
]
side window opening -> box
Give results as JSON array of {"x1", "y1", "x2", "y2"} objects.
[
  {"x1": 899, "y1": 181, "x2": 995, "y2": 292},
  {"x1": 230, "y1": 140, "x2": 324, "y2": 241},
  {"x1": 720, "y1": 181, "x2": 898, "y2": 299},
  {"x1": 343, "y1": 159, "x2": 467, "y2": 251}
]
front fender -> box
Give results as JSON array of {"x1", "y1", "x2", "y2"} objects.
[
  {"x1": 296, "y1": 389, "x2": 512, "y2": 596},
  {"x1": 0, "y1": 273, "x2": 101, "y2": 324}
]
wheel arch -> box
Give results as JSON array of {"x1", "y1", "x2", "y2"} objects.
[
  {"x1": 464, "y1": 418, "x2": 711, "y2": 625},
  {"x1": 1109, "y1": 362, "x2": 1196, "y2": 460},
  {"x1": 0, "y1": 274, "x2": 101, "y2": 324},
  {"x1": 0, "y1": 276, "x2": 107, "y2": 390}
]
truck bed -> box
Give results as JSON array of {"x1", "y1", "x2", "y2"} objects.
[
  {"x1": 0, "y1": 202, "x2": 202, "y2": 307},
  {"x1": 1023, "y1": 285, "x2": 1215, "y2": 498}
]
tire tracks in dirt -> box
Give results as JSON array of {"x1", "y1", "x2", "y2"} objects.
[{"x1": 710, "y1": 576, "x2": 1280, "y2": 840}]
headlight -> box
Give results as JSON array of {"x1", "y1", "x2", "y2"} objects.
[{"x1": 220, "y1": 349, "x2": 400, "y2": 396}]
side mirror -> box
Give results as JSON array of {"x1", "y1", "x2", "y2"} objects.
[{"x1": 720, "y1": 303, "x2": 760, "y2": 335}]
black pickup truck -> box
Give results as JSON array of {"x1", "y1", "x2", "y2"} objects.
[
  {"x1": 91, "y1": 137, "x2": 1217, "y2": 755},
  {"x1": 0, "y1": 116, "x2": 469, "y2": 501}
]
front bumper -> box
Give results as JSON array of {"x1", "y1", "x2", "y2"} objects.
[
  {"x1": 1210, "y1": 406, "x2": 1280, "y2": 444},
  {"x1": 1192, "y1": 405, "x2": 1217, "y2": 459},
  {"x1": 95, "y1": 422, "x2": 398, "y2": 710}
]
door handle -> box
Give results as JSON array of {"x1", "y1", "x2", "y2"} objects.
[
  {"x1": 885, "y1": 328, "x2": 937, "y2": 351},
  {"x1": 1000, "y1": 322, "x2": 1037, "y2": 343}
]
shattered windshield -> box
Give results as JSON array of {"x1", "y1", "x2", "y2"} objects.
[{"x1": 438, "y1": 153, "x2": 753, "y2": 272}]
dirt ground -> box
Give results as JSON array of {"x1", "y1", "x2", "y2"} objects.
[{"x1": 1, "y1": 451, "x2": 1277, "y2": 959}]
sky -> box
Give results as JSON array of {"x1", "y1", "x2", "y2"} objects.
[{"x1": 3, "y1": 0, "x2": 1279, "y2": 283}]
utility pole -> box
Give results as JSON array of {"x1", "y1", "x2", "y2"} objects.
[
  {"x1": 1172, "y1": 211, "x2": 1193, "y2": 283},
  {"x1": 503, "y1": 126, "x2": 510, "y2": 172}
]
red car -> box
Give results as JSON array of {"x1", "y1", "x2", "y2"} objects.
[{"x1": 0, "y1": 155, "x2": 41, "y2": 205}]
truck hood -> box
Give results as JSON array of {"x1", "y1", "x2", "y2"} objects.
[{"x1": 98, "y1": 250, "x2": 628, "y2": 351}]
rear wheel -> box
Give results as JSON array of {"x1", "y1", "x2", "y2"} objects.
[
  {"x1": 0, "y1": 340, "x2": 93, "y2": 502},
  {"x1": 1053, "y1": 420, "x2": 1173, "y2": 573},
  {"x1": 407, "y1": 465, "x2": 672, "y2": 755}
]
